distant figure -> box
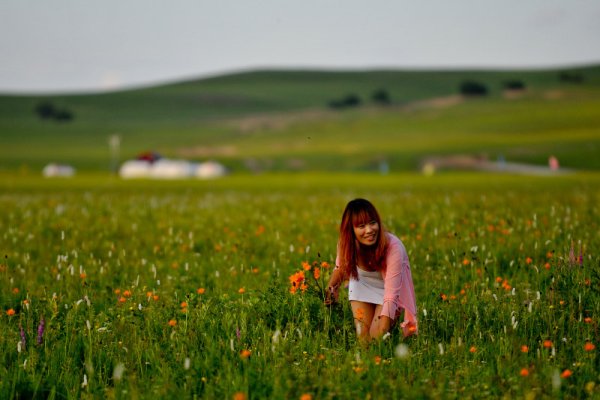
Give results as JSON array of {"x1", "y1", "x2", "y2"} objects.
[
  {"x1": 325, "y1": 199, "x2": 418, "y2": 342},
  {"x1": 549, "y1": 156, "x2": 560, "y2": 171}
]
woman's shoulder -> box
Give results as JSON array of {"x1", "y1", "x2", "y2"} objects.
[{"x1": 385, "y1": 232, "x2": 407, "y2": 252}]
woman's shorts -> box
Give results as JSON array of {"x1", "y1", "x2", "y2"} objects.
[{"x1": 348, "y1": 268, "x2": 384, "y2": 305}]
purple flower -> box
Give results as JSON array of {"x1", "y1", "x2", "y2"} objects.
[
  {"x1": 236, "y1": 327, "x2": 241, "y2": 340},
  {"x1": 19, "y1": 324, "x2": 26, "y2": 350},
  {"x1": 37, "y1": 316, "x2": 45, "y2": 345}
]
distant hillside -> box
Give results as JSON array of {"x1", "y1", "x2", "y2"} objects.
[{"x1": 1, "y1": 65, "x2": 599, "y2": 173}]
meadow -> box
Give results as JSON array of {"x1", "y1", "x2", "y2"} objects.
[{"x1": 1, "y1": 173, "x2": 599, "y2": 399}]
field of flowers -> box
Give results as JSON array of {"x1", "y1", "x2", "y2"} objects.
[{"x1": 1, "y1": 173, "x2": 598, "y2": 399}]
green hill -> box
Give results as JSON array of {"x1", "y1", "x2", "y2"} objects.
[{"x1": 1, "y1": 65, "x2": 599, "y2": 173}]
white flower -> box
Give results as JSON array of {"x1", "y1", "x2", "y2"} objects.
[
  {"x1": 113, "y1": 363, "x2": 125, "y2": 381},
  {"x1": 395, "y1": 343, "x2": 410, "y2": 359}
]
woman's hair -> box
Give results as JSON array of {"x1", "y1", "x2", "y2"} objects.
[{"x1": 338, "y1": 198, "x2": 388, "y2": 280}]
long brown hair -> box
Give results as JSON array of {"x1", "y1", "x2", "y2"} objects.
[{"x1": 338, "y1": 198, "x2": 388, "y2": 280}]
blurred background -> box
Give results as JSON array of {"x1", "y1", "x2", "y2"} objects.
[{"x1": 1, "y1": 1, "x2": 599, "y2": 177}]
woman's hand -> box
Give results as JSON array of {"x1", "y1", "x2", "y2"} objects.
[{"x1": 324, "y1": 285, "x2": 339, "y2": 305}]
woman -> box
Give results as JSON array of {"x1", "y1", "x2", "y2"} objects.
[{"x1": 326, "y1": 198, "x2": 418, "y2": 341}]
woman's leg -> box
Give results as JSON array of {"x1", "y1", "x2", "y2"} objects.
[
  {"x1": 369, "y1": 304, "x2": 393, "y2": 339},
  {"x1": 350, "y1": 301, "x2": 376, "y2": 341}
]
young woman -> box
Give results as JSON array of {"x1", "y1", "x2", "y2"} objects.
[{"x1": 326, "y1": 198, "x2": 418, "y2": 341}]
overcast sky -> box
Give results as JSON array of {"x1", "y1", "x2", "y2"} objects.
[{"x1": 1, "y1": 0, "x2": 599, "y2": 94}]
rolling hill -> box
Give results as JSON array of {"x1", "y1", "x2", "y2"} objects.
[{"x1": 1, "y1": 65, "x2": 599, "y2": 173}]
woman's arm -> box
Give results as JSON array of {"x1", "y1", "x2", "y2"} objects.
[{"x1": 325, "y1": 266, "x2": 345, "y2": 304}]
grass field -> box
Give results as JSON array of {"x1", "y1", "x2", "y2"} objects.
[{"x1": 1, "y1": 172, "x2": 599, "y2": 399}]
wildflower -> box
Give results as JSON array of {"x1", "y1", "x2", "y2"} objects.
[
  {"x1": 233, "y1": 392, "x2": 246, "y2": 400},
  {"x1": 321, "y1": 261, "x2": 330, "y2": 269},
  {"x1": 240, "y1": 349, "x2": 251, "y2": 359},
  {"x1": 123, "y1": 290, "x2": 132, "y2": 298},
  {"x1": 469, "y1": 346, "x2": 477, "y2": 353},
  {"x1": 302, "y1": 262, "x2": 311, "y2": 271},
  {"x1": 238, "y1": 287, "x2": 246, "y2": 294},
  {"x1": 560, "y1": 369, "x2": 572, "y2": 379},
  {"x1": 544, "y1": 262, "x2": 551, "y2": 270},
  {"x1": 12, "y1": 287, "x2": 19, "y2": 294},
  {"x1": 520, "y1": 368, "x2": 530, "y2": 377},
  {"x1": 19, "y1": 324, "x2": 26, "y2": 349},
  {"x1": 440, "y1": 294, "x2": 447, "y2": 301},
  {"x1": 180, "y1": 301, "x2": 188, "y2": 308},
  {"x1": 289, "y1": 271, "x2": 306, "y2": 294},
  {"x1": 251, "y1": 267, "x2": 259, "y2": 274},
  {"x1": 114, "y1": 289, "x2": 121, "y2": 295},
  {"x1": 79, "y1": 273, "x2": 86, "y2": 279},
  {"x1": 395, "y1": 343, "x2": 410, "y2": 359},
  {"x1": 543, "y1": 340, "x2": 553, "y2": 349},
  {"x1": 462, "y1": 259, "x2": 470, "y2": 266},
  {"x1": 569, "y1": 241, "x2": 576, "y2": 265},
  {"x1": 118, "y1": 296, "x2": 126, "y2": 303},
  {"x1": 6, "y1": 308, "x2": 16, "y2": 316},
  {"x1": 374, "y1": 356, "x2": 382, "y2": 365},
  {"x1": 300, "y1": 394, "x2": 312, "y2": 400},
  {"x1": 313, "y1": 267, "x2": 320, "y2": 280},
  {"x1": 353, "y1": 366, "x2": 364, "y2": 373},
  {"x1": 525, "y1": 257, "x2": 533, "y2": 265},
  {"x1": 168, "y1": 319, "x2": 177, "y2": 327},
  {"x1": 521, "y1": 345, "x2": 529, "y2": 353},
  {"x1": 37, "y1": 316, "x2": 45, "y2": 345},
  {"x1": 584, "y1": 342, "x2": 595, "y2": 351},
  {"x1": 197, "y1": 288, "x2": 205, "y2": 294},
  {"x1": 584, "y1": 317, "x2": 592, "y2": 323}
]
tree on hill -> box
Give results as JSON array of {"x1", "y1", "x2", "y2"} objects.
[
  {"x1": 328, "y1": 94, "x2": 362, "y2": 109},
  {"x1": 371, "y1": 89, "x2": 391, "y2": 105},
  {"x1": 558, "y1": 71, "x2": 584, "y2": 83},
  {"x1": 34, "y1": 101, "x2": 74, "y2": 122},
  {"x1": 503, "y1": 80, "x2": 526, "y2": 90},
  {"x1": 459, "y1": 81, "x2": 488, "y2": 96}
]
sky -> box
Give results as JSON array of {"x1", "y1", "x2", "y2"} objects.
[{"x1": 1, "y1": 0, "x2": 600, "y2": 94}]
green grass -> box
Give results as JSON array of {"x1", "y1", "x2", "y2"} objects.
[
  {"x1": 1, "y1": 172, "x2": 599, "y2": 399},
  {"x1": 1, "y1": 66, "x2": 599, "y2": 173}
]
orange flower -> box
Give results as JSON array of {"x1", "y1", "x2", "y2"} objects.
[
  {"x1": 495, "y1": 276, "x2": 503, "y2": 283},
  {"x1": 233, "y1": 392, "x2": 246, "y2": 400},
  {"x1": 180, "y1": 301, "x2": 188, "y2": 308},
  {"x1": 440, "y1": 294, "x2": 448, "y2": 301},
  {"x1": 123, "y1": 290, "x2": 132, "y2": 298},
  {"x1": 240, "y1": 349, "x2": 251, "y2": 359},
  {"x1": 302, "y1": 262, "x2": 311, "y2": 271},
  {"x1": 118, "y1": 296, "x2": 126, "y2": 303},
  {"x1": 153, "y1": 295, "x2": 159, "y2": 301},
  {"x1": 79, "y1": 273, "x2": 86, "y2": 279},
  {"x1": 321, "y1": 261, "x2": 330, "y2": 269},
  {"x1": 146, "y1": 291, "x2": 153, "y2": 298},
  {"x1": 238, "y1": 288, "x2": 246, "y2": 294},
  {"x1": 543, "y1": 340, "x2": 553, "y2": 349},
  {"x1": 520, "y1": 368, "x2": 529, "y2": 377},
  {"x1": 544, "y1": 263, "x2": 551, "y2": 270},
  {"x1": 12, "y1": 288, "x2": 19, "y2": 294},
  {"x1": 197, "y1": 288, "x2": 205, "y2": 294},
  {"x1": 251, "y1": 267, "x2": 259, "y2": 274},
  {"x1": 355, "y1": 307, "x2": 365, "y2": 321},
  {"x1": 525, "y1": 257, "x2": 533, "y2": 265},
  {"x1": 6, "y1": 308, "x2": 16, "y2": 316},
  {"x1": 584, "y1": 342, "x2": 595, "y2": 351},
  {"x1": 584, "y1": 317, "x2": 592, "y2": 323},
  {"x1": 462, "y1": 259, "x2": 470, "y2": 266},
  {"x1": 374, "y1": 356, "x2": 382, "y2": 365},
  {"x1": 300, "y1": 394, "x2": 312, "y2": 400},
  {"x1": 313, "y1": 267, "x2": 321, "y2": 280},
  {"x1": 114, "y1": 289, "x2": 121, "y2": 295},
  {"x1": 168, "y1": 319, "x2": 177, "y2": 327},
  {"x1": 560, "y1": 369, "x2": 572, "y2": 379},
  {"x1": 521, "y1": 345, "x2": 529, "y2": 353},
  {"x1": 469, "y1": 346, "x2": 477, "y2": 353},
  {"x1": 289, "y1": 271, "x2": 306, "y2": 294}
]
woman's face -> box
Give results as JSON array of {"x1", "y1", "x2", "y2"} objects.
[{"x1": 353, "y1": 220, "x2": 379, "y2": 247}]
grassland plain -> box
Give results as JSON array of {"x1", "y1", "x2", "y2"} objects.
[
  {"x1": 1, "y1": 66, "x2": 599, "y2": 172},
  {"x1": 1, "y1": 172, "x2": 599, "y2": 399}
]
